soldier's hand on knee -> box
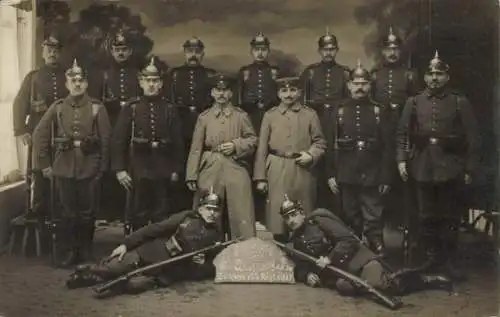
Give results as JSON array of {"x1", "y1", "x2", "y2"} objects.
[
  {"x1": 116, "y1": 170, "x2": 132, "y2": 190},
  {"x1": 170, "y1": 172, "x2": 179, "y2": 182},
  {"x1": 110, "y1": 244, "x2": 127, "y2": 262},
  {"x1": 378, "y1": 184, "x2": 390, "y2": 195},
  {"x1": 306, "y1": 272, "x2": 321, "y2": 287},
  {"x1": 327, "y1": 177, "x2": 339, "y2": 194},
  {"x1": 186, "y1": 181, "x2": 198, "y2": 191},
  {"x1": 256, "y1": 181, "x2": 268, "y2": 194},
  {"x1": 192, "y1": 253, "x2": 205, "y2": 265},
  {"x1": 21, "y1": 133, "x2": 31, "y2": 146},
  {"x1": 42, "y1": 167, "x2": 52, "y2": 178},
  {"x1": 398, "y1": 162, "x2": 408, "y2": 181},
  {"x1": 315, "y1": 256, "x2": 331, "y2": 269}
]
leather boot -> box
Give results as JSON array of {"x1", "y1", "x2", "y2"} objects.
[
  {"x1": 58, "y1": 219, "x2": 78, "y2": 268},
  {"x1": 368, "y1": 236, "x2": 386, "y2": 256},
  {"x1": 66, "y1": 270, "x2": 103, "y2": 289},
  {"x1": 78, "y1": 220, "x2": 95, "y2": 263},
  {"x1": 388, "y1": 269, "x2": 453, "y2": 295},
  {"x1": 441, "y1": 222, "x2": 466, "y2": 282}
]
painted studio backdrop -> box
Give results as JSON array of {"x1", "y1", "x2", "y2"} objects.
[{"x1": 34, "y1": 0, "x2": 498, "y2": 206}]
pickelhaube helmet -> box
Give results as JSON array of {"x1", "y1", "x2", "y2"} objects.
[
  {"x1": 318, "y1": 27, "x2": 338, "y2": 49},
  {"x1": 199, "y1": 186, "x2": 222, "y2": 209},
  {"x1": 140, "y1": 56, "x2": 166, "y2": 77},
  {"x1": 279, "y1": 194, "x2": 302, "y2": 217},
  {"x1": 350, "y1": 59, "x2": 371, "y2": 81},
  {"x1": 427, "y1": 50, "x2": 449, "y2": 73},
  {"x1": 65, "y1": 59, "x2": 86, "y2": 78},
  {"x1": 183, "y1": 37, "x2": 205, "y2": 49},
  {"x1": 250, "y1": 32, "x2": 270, "y2": 47},
  {"x1": 276, "y1": 76, "x2": 300, "y2": 89},
  {"x1": 111, "y1": 29, "x2": 132, "y2": 47},
  {"x1": 382, "y1": 26, "x2": 402, "y2": 48},
  {"x1": 42, "y1": 31, "x2": 63, "y2": 48}
]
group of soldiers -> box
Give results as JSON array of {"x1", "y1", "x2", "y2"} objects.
[{"x1": 14, "y1": 24, "x2": 478, "y2": 298}]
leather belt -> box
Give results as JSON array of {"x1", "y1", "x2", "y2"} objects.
[
  {"x1": 269, "y1": 149, "x2": 301, "y2": 159},
  {"x1": 203, "y1": 145, "x2": 222, "y2": 153},
  {"x1": 32, "y1": 103, "x2": 48, "y2": 113},
  {"x1": 164, "y1": 235, "x2": 183, "y2": 257}
]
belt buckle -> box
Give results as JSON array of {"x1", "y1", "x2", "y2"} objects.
[
  {"x1": 357, "y1": 140, "x2": 365, "y2": 149},
  {"x1": 390, "y1": 103, "x2": 399, "y2": 109},
  {"x1": 257, "y1": 102, "x2": 265, "y2": 109},
  {"x1": 284, "y1": 152, "x2": 295, "y2": 158},
  {"x1": 188, "y1": 106, "x2": 197, "y2": 112},
  {"x1": 120, "y1": 101, "x2": 127, "y2": 107},
  {"x1": 73, "y1": 140, "x2": 81, "y2": 148},
  {"x1": 324, "y1": 104, "x2": 331, "y2": 109},
  {"x1": 151, "y1": 141, "x2": 159, "y2": 149},
  {"x1": 429, "y1": 137, "x2": 438, "y2": 145}
]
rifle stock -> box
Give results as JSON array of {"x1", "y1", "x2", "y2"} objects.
[
  {"x1": 93, "y1": 237, "x2": 242, "y2": 294},
  {"x1": 273, "y1": 240, "x2": 403, "y2": 310}
]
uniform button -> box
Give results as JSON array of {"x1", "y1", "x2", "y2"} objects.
[
  {"x1": 356, "y1": 105, "x2": 360, "y2": 109},
  {"x1": 356, "y1": 123, "x2": 360, "y2": 127},
  {"x1": 356, "y1": 110, "x2": 360, "y2": 114}
]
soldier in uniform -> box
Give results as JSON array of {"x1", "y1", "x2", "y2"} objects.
[
  {"x1": 237, "y1": 32, "x2": 280, "y2": 131},
  {"x1": 325, "y1": 61, "x2": 393, "y2": 255},
  {"x1": 112, "y1": 56, "x2": 184, "y2": 231},
  {"x1": 167, "y1": 37, "x2": 217, "y2": 212},
  {"x1": 397, "y1": 51, "x2": 479, "y2": 278},
  {"x1": 66, "y1": 189, "x2": 224, "y2": 295},
  {"x1": 186, "y1": 74, "x2": 257, "y2": 240},
  {"x1": 371, "y1": 28, "x2": 419, "y2": 239},
  {"x1": 254, "y1": 77, "x2": 326, "y2": 241},
  {"x1": 12, "y1": 31, "x2": 68, "y2": 220},
  {"x1": 98, "y1": 29, "x2": 143, "y2": 222},
  {"x1": 299, "y1": 29, "x2": 350, "y2": 210},
  {"x1": 279, "y1": 196, "x2": 451, "y2": 296},
  {"x1": 237, "y1": 32, "x2": 280, "y2": 228},
  {"x1": 32, "y1": 59, "x2": 112, "y2": 267}
]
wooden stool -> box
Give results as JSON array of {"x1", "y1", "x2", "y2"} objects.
[{"x1": 8, "y1": 214, "x2": 43, "y2": 257}]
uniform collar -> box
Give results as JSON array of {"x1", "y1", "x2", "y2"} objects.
[
  {"x1": 425, "y1": 87, "x2": 450, "y2": 99},
  {"x1": 320, "y1": 60, "x2": 337, "y2": 67},
  {"x1": 252, "y1": 60, "x2": 270, "y2": 66},
  {"x1": 278, "y1": 102, "x2": 302, "y2": 114},
  {"x1": 213, "y1": 103, "x2": 234, "y2": 117},
  {"x1": 66, "y1": 93, "x2": 90, "y2": 108}
]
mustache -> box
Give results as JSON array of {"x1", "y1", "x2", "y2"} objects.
[
  {"x1": 188, "y1": 56, "x2": 198, "y2": 62},
  {"x1": 355, "y1": 89, "x2": 364, "y2": 93}
]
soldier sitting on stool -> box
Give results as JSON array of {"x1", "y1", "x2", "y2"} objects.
[
  {"x1": 279, "y1": 195, "x2": 452, "y2": 296},
  {"x1": 66, "y1": 189, "x2": 223, "y2": 295}
]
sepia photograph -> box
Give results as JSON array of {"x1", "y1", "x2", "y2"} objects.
[{"x1": 0, "y1": 0, "x2": 498, "y2": 316}]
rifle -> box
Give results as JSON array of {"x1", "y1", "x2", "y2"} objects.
[
  {"x1": 273, "y1": 240, "x2": 403, "y2": 310},
  {"x1": 123, "y1": 101, "x2": 138, "y2": 236},
  {"x1": 93, "y1": 237, "x2": 242, "y2": 294},
  {"x1": 48, "y1": 120, "x2": 58, "y2": 266}
]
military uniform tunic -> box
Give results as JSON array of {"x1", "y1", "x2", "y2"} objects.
[
  {"x1": 324, "y1": 97, "x2": 393, "y2": 238},
  {"x1": 167, "y1": 64, "x2": 217, "y2": 142},
  {"x1": 111, "y1": 96, "x2": 184, "y2": 226},
  {"x1": 254, "y1": 103, "x2": 326, "y2": 234},
  {"x1": 237, "y1": 61, "x2": 279, "y2": 131},
  {"x1": 12, "y1": 64, "x2": 68, "y2": 217},
  {"x1": 186, "y1": 104, "x2": 257, "y2": 239}
]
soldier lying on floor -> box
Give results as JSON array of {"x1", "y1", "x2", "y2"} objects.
[
  {"x1": 66, "y1": 188, "x2": 224, "y2": 294},
  {"x1": 278, "y1": 195, "x2": 453, "y2": 296}
]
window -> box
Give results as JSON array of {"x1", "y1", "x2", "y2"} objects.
[{"x1": 0, "y1": 5, "x2": 33, "y2": 180}]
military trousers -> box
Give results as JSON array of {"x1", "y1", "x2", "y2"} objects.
[
  {"x1": 133, "y1": 178, "x2": 173, "y2": 229},
  {"x1": 415, "y1": 179, "x2": 464, "y2": 260},
  {"x1": 340, "y1": 184, "x2": 384, "y2": 239},
  {"x1": 98, "y1": 172, "x2": 126, "y2": 221},
  {"x1": 33, "y1": 170, "x2": 50, "y2": 217}
]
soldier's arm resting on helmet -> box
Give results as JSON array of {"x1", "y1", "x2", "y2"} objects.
[
  {"x1": 185, "y1": 115, "x2": 206, "y2": 184},
  {"x1": 458, "y1": 96, "x2": 480, "y2": 180},
  {"x1": 12, "y1": 71, "x2": 35, "y2": 137},
  {"x1": 123, "y1": 210, "x2": 191, "y2": 250},
  {"x1": 230, "y1": 112, "x2": 257, "y2": 159},
  {"x1": 304, "y1": 111, "x2": 326, "y2": 166},
  {"x1": 96, "y1": 104, "x2": 112, "y2": 175},
  {"x1": 32, "y1": 102, "x2": 57, "y2": 172},
  {"x1": 253, "y1": 112, "x2": 271, "y2": 187},
  {"x1": 111, "y1": 104, "x2": 133, "y2": 174}
]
